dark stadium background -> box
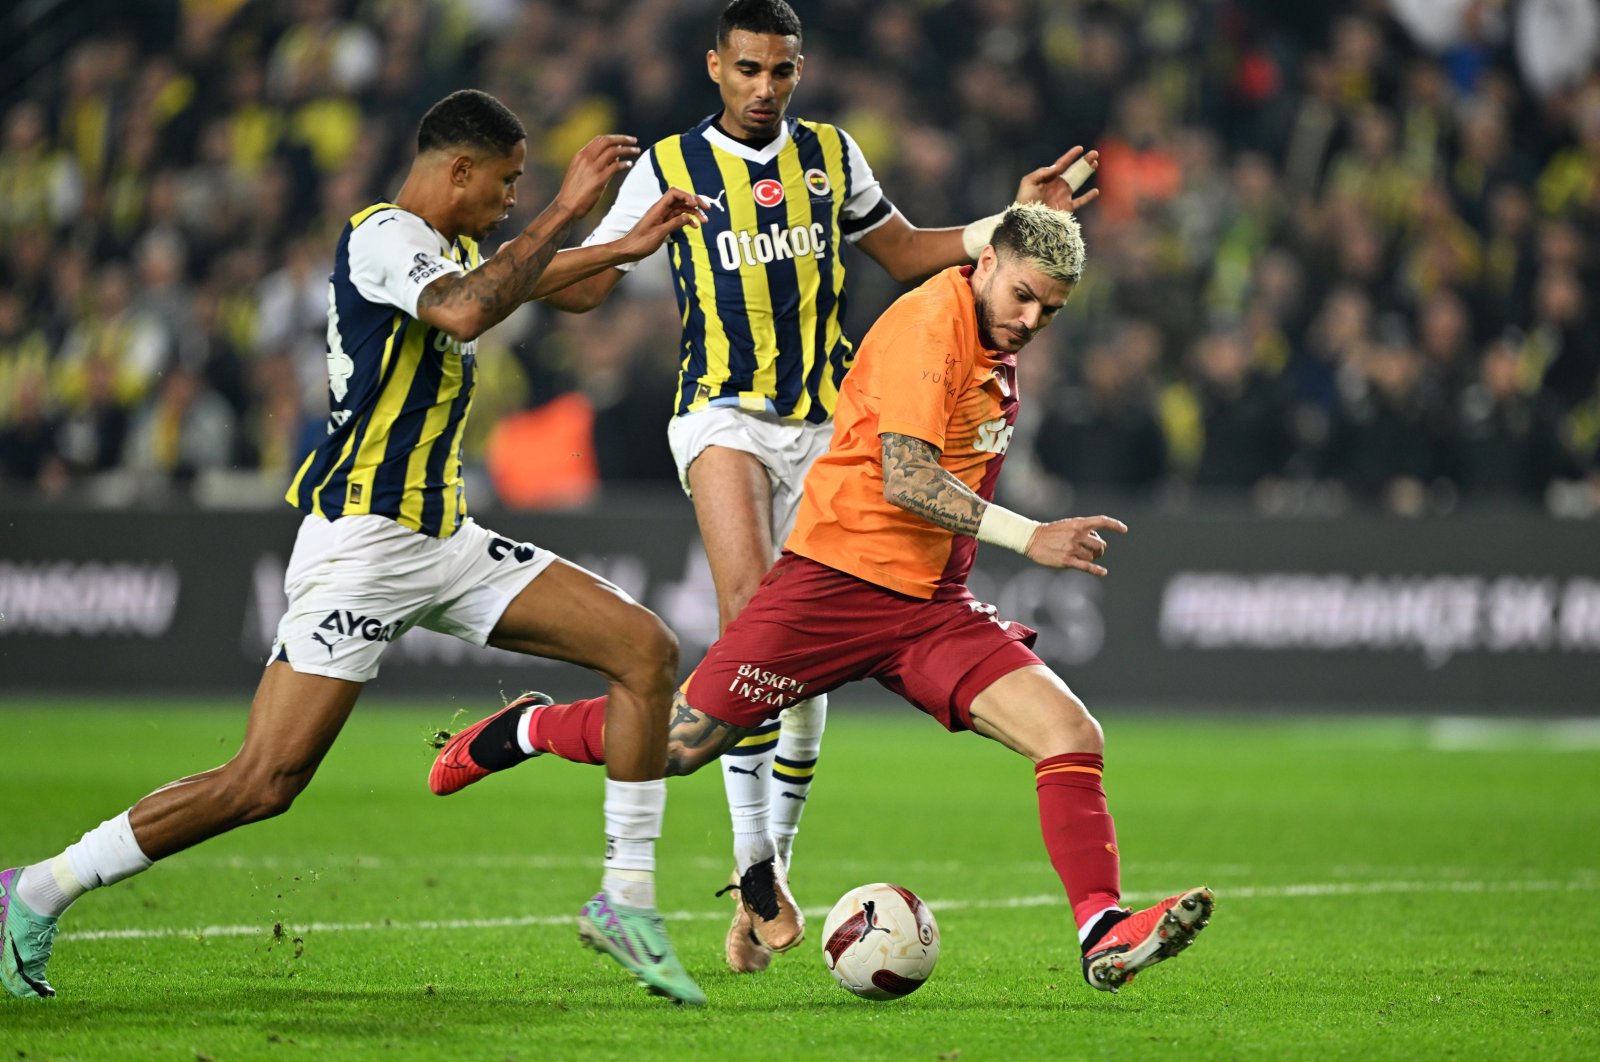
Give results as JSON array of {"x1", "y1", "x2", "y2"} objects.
[{"x1": 3, "y1": 0, "x2": 1598, "y2": 710}]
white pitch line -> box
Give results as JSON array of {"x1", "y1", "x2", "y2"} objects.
[
  {"x1": 60, "y1": 877, "x2": 1597, "y2": 944},
  {"x1": 163, "y1": 853, "x2": 1260, "y2": 877}
]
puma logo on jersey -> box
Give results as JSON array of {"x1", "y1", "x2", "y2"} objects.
[
  {"x1": 974, "y1": 417, "x2": 1014, "y2": 455},
  {"x1": 716, "y1": 222, "x2": 829, "y2": 270},
  {"x1": 700, "y1": 189, "x2": 728, "y2": 213}
]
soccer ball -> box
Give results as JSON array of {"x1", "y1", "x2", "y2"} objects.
[{"x1": 821, "y1": 882, "x2": 940, "y2": 999}]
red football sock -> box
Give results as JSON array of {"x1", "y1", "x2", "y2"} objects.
[
  {"x1": 526, "y1": 697, "x2": 607, "y2": 765},
  {"x1": 1034, "y1": 753, "x2": 1122, "y2": 929}
]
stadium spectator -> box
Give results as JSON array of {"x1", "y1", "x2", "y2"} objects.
[
  {"x1": 1453, "y1": 333, "x2": 1570, "y2": 505},
  {"x1": 0, "y1": 371, "x2": 66, "y2": 492},
  {"x1": 0, "y1": 0, "x2": 1595, "y2": 517},
  {"x1": 122, "y1": 364, "x2": 236, "y2": 482},
  {"x1": 1320, "y1": 332, "x2": 1455, "y2": 515},
  {"x1": 1033, "y1": 329, "x2": 1166, "y2": 495}
]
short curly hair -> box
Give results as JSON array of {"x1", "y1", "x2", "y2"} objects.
[
  {"x1": 991, "y1": 202, "x2": 1086, "y2": 284},
  {"x1": 416, "y1": 89, "x2": 526, "y2": 157},
  {"x1": 717, "y1": 0, "x2": 803, "y2": 47}
]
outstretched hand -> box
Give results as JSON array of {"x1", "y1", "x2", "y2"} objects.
[
  {"x1": 556, "y1": 134, "x2": 643, "y2": 219},
  {"x1": 617, "y1": 189, "x2": 708, "y2": 260},
  {"x1": 1015, "y1": 146, "x2": 1100, "y2": 212},
  {"x1": 1023, "y1": 514, "x2": 1127, "y2": 575}
]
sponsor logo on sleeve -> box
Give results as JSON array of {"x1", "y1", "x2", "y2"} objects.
[{"x1": 407, "y1": 252, "x2": 449, "y2": 285}]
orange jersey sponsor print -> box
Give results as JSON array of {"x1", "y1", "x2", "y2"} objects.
[{"x1": 787, "y1": 266, "x2": 1019, "y2": 599}]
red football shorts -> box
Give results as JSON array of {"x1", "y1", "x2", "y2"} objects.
[{"x1": 684, "y1": 553, "x2": 1043, "y2": 732}]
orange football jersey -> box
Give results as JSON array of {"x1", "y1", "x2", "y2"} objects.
[{"x1": 787, "y1": 266, "x2": 1020, "y2": 599}]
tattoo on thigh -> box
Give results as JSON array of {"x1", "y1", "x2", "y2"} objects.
[{"x1": 665, "y1": 691, "x2": 750, "y2": 772}]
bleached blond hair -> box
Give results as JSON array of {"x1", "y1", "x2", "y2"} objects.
[{"x1": 991, "y1": 201, "x2": 1086, "y2": 284}]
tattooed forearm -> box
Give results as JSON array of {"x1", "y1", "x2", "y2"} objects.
[
  {"x1": 880, "y1": 432, "x2": 986, "y2": 536},
  {"x1": 416, "y1": 203, "x2": 575, "y2": 337}
]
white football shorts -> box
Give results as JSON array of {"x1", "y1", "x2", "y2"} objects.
[
  {"x1": 270, "y1": 513, "x2": 557, "y2": 682},
  {"x1": 667, "y1": 406, "x2": 834, "y2": 545}
]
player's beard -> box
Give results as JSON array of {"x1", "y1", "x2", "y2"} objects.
[{"x1": 975, "y1": 289, "x2": 1027, "y2": 353}]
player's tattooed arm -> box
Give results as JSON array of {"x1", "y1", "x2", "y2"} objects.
[
  {"x1": 417, "y1": 134, "x2": 644, "y2": 340},
  {"x1": 416, "y1": 209, "x2": 573, "y2": 341},
  {"x1": 665, "y1": 691, "x2": 751, "y2": 776},
  {"x1": 880, "y1": 432, "x2": 985, "y2": 536}
]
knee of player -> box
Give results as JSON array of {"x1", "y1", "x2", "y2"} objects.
[
  {"x1": 618, "y1": 609, "x2": 679, "y2": 683},
  {"x1": 1053, "y1": 695, "x2": 1104, "y2": 755},
  {"x1": 1013, "y1": 691, "x2": 1104, "y2": 759},
  {"x1": 601, "y1": 610, "x2": 675, "y2": 694}
]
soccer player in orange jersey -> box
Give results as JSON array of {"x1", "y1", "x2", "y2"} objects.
[
  {"x1": 430, "y1": 0, "x2": 1100, "y2": 977},
  {"x1": 440, "y1": 202, "x2": 1214, "y2": 992}
]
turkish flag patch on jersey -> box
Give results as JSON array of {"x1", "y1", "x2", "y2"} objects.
[{"x1": 752, "y1": 178, "x2": 785, "y2": 207}]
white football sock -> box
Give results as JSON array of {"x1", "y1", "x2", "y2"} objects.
[
  {"x1": 602, "y1": 778, "x2": 664, "y2": 909},
  {"x1": 770, "y1": 695, "x2": 826, "y2": 867},
  {"x1": 513, "y1": 702, "x2": 544, "y2": 756},
  {"x1": 20, "y1": 811, "x2": 152, "y2": 918},
  {"x1": 722, "y1": 719, "x2": 779, "y2": 873}
]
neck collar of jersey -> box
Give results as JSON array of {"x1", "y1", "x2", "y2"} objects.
[{"x1": 701, "y1": 114, "x2": 792, "y2": 164}]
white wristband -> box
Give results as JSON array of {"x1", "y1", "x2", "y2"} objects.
[
  {"x1": 961, "y1": 212, "x2": 1005, "y2": 260},
  {"x1": 977, "y1": 504, "x2": 1041, "y2": 554}
]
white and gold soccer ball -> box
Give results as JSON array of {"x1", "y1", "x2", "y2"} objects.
[{"x1": 821, "y1": 882, "x2": 940, "y2": 999}]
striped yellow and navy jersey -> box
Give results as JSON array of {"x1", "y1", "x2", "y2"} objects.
[
  {"x1": 581, "y1": 115, "x2": 894, "y2": 424},
  {"x1": 286, "y1": 202, "x2": 481, "y2": 538}
]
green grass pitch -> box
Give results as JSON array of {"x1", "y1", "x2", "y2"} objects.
[{"x1": 3, "y1": 698, "x2": 1597, "y2": 1059}]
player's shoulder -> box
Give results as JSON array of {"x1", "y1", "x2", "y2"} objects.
[
  {"x1": 345, "y1": 203, "x2": 441, "y2": 257},
  {"x1": 903, "y1": 267, "x2": 973, "y2": 313},
  {"x1": 653, "y1": 113, "x2": 718, "y2": 153},
  {"x1": 348, "y1": 201, "x2": 407, "y2": 232},
  {"x1": 790, "y1": 115, "x2": 847, "y2": 145},
  {"x1": 872, "y1": 269, "x2": 973, "y2": 340}
]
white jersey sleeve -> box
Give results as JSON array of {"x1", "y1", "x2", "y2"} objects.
[
  {"x1": 837, "y1": 127, "x2": 896, "y2": 243},
  {"x1": 578, "y1": 151, "x2": 663, "y2": 273},
  {"x1": 347, "y1": 208, "x2": 466, "y2": 318}
]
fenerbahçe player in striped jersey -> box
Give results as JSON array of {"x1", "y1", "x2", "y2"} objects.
[
  {"x1": 0, "y1": 90, "x2": 723, "y2": 1009},
  {"x1": 585, "y1": 109, "x2": 885, "y2": 424},
  {"x1": 285, "y1": 202, "x2": 483, "y2": 538},
  {"x1": 427, "y1": 0, "x2": 1105, "y2": 979}
]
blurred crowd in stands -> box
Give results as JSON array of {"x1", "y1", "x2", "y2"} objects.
[{"x1": 1, "y1": 0, "x2": 1598, "y2": 516}]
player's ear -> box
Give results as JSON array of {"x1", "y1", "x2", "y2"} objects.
[
  {"x1": 449, "y1": 154, "x2": 473, "y2": 188},
  {"x1": 706, "y1": 48, "x2": 721, "y2": 85},
  {"x1": 794, "y1": 53, "x2": 804, "y2": 80},
  {"x1": 975, "y1": 245, "x2": 999, "y2": 280}
]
